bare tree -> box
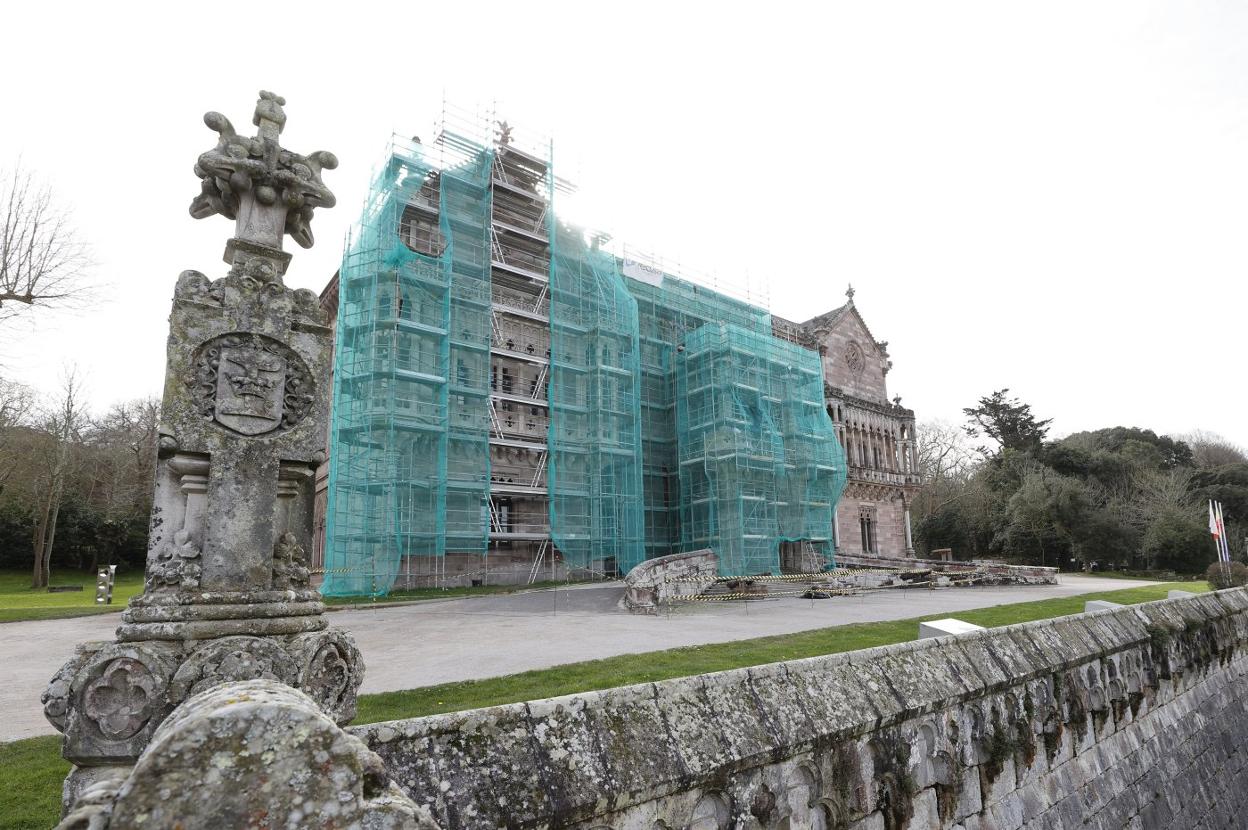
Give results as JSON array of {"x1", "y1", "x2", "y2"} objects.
[
  {"x1": 1182, "y1": 429, "x2": 1247, "y2": 469},
  {"x1": 0, "y1": 164, "x2": 92, "y2": 326},
  {"x1": 74, "y1": 397, "x2": 160, "y2": 571},
  {"x1": 0, "y1": 376, "x2": 36, "y2": 493},
  {"x1": 30, "y1": 369, "x2": 89, "y2": 588},
  {"x1": 914, "y1": 419, "x2": 980, "y2": 519},
  {"x1": 87, "y1": 397, "x2": 160, "y2": 517}
]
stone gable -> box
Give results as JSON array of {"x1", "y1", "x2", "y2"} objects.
[{"x1": 813, "y1": 304, "x2": 890, "y2": 404}]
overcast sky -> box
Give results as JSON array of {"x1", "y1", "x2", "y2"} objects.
[{"x1": 2, "y1": 1, "x2": 1245, "y2": 447}]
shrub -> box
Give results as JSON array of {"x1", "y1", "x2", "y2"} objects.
[{"x1": 1205, "y1": 561, "x2": 1248, "y2": 590}]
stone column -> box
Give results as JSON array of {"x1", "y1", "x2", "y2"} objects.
[
  {"x1": 903, "y1": 502, "x2": 915, "y2": 555},
  {"x1": 44, "y1": 92, "x2": 363, "y2": 809}
]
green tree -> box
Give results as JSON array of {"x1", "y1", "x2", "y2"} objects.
[
  {"x1": 963, "y1": 389, "x2": 1052, "y2": 458},
  {"x1": 1058, "y1": 427, "x2": 1192, "y2": 470},
  {"x1": 997, "y1": 469, "x2": 1091, "y2": 567},
  {"x1": 1190, "y1": 463, "x2": 1248, "y2": 561},
  {"x1": 1142, "y1": 508, "x2": 1212, "y2": 573}
]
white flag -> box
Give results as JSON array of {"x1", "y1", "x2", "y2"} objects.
[{"x1": 1217, "y1": 501, "x2": 1231, "y2": 563}]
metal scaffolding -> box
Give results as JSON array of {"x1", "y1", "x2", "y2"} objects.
[{"x1": 323, "y1": 114, "x2": 849, "y2": 595}]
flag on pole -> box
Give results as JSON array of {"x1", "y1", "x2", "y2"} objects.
[
  {"x1": 1217, "y1": 500, "x2": 1231, "y2": 563},
  {"x1": 1211, "y1": 500, "x2": 1229, "y2": 564},
  {"x1": 1211, "y1": 500, "x2": 1222, "y2": 555}
]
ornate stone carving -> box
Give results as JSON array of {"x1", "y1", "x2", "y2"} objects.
[
  {"x1": 169, "y1": 636, "x2": 299, "y2": 704},
  {"x1": 83, "y1": 659, "x2": 160, "y2": 741},
  {"x1": 846, "y1": 340, "x2": 865, "y2": 378},
  {"x1": 42, "y1": 646, "x2": 95, "y2": 732},
  {"x1": 290, "y1": 629, "x2": 365, "y2": 725},
  {"x1": 293, "y1": 286, "x2": 327, "y2": 324},
  {"x1": 191, "y1": 332, "x2": 314, "y2": 436},
  {"x1": 145, "y1": 529, "x2": 202, "y2": 592},
  {"x1": 58, "y1": 642, "x2": 183, "y2": 764},
  {"x1": 55, "y1": 776, "x2": 125, "y2": 830},
  {"x1": 58, "y1": 681, "x2": 436, "y2": 830},
  {"x1": 173, "y1": 269, "x2": 223, "y2": 307},
  {"x1": 190, "y1": 91, "x2": 338, "y2": 249},
  {"x1": 271, "y1": 530, "x2": 310, "y2": 589}
]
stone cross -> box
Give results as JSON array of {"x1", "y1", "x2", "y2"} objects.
[{"x1": 43, "y1": 92, "x2": 363, "y2": 810}]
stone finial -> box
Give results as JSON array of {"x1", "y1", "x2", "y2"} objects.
[
  {"x1": 252, "y1": 90, "x2": 287, "y2": 139},
  {"x1": 845, "y1": 283, "x2": 855, "y2": 304},
  {"x1": 190, "y1": 91, "x2": 337, "y2": 250}
]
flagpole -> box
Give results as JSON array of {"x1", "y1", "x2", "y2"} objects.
[
  {"x1": 1218, "y1": 501, "x2": 1231, "y2": 563},
  {"x1": 1211, "y1": 500, "x2": 1229, "y2": 583}
]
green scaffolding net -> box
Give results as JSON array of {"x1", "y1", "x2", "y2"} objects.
[
  {"x1": 324, "y1": 134, "x2": 850, "y2": 595},
  {"x1": 674, "y1": 322, "x2": 847, "y2": 575},
  {"x1": 626, "y1": 273, "x2": 773, "y2": 561},
  {"x1": 323, "y1": 137, "x2": 493, "y2": 596},
  {"x1": 548, "y1": 227, "x2": 647, "y2": 574}
]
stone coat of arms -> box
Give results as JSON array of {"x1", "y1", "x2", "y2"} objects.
[{"x1": 193, "y1": 332, "x2": 313, "y2": 436}]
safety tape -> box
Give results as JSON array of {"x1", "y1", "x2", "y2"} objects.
[
  {"x1": 663, "y1": 567, "x2": 900, "y2": 585},
  {"x1": 669, "y1": 587, "x2": 861, "y2": 602},
  {"x1": 666, "y1": 573, "x2": 1001, "y2": 603}
]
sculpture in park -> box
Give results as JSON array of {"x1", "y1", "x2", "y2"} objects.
[{"x1": 43, "y1": 91, "x2": 366, "y2": 811}]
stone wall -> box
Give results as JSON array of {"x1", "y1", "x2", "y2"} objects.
[
  {"x1": 815, "y1": 308, "x2": 890, "y2": 404},
  {"x1": 836, "y1": 494, "x2": 907, "y2": 558},
  {"x1": 352, "y1": 589, "x2": 1248, "y2": 829},
  {"x1": 834, "y1": 553, "x2": 1060, "y2": 586}
]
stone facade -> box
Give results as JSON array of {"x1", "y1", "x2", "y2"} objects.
[
  {"x1": 778, "y1": 285, "x2": 921, "y2": 560},
  {"x1": 351, "y1": 588, "x2": 1248, "y2": 829}
]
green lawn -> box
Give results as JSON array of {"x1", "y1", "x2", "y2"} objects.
[
  {"x1": 322, "y1": 579, "x2": 574, "y2": 607},
  {"x1": 354, "y1": 581, "x2": 1207, "y2": 722},
  {"x1": 0, "y1": 570, "x2": 143, "y2": 623},
  {"x1": 0, "y1": 580, "x2": 1209, "y2": 829},
  {"x1": 0, "y1": 569, "x2": 584, "y2": 623},
  {"x1": 0, "y1": 736, "x2": 69, "y2": 830}
]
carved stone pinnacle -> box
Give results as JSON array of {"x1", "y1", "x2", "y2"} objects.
[{"x1": 190, "y1": 91, "x2": 338, "y2": 251}]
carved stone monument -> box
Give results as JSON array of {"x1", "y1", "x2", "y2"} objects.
[{"x1": 43, "y1": 91, "x2": 364, "y2": 805}]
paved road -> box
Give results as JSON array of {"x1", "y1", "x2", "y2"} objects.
[{"x1": 0, "y1": 575, "x2": 1155, "y2": 742}]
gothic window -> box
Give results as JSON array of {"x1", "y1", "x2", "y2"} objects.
[{"x1": 859, "y1": 506, "x2": 878, "y2": 553}]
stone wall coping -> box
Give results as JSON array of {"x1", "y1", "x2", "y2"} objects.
[
  {"x1": 357, "y1": 587, "x2": 1243, "y2": 734},
  {"x1": 354, "y1": 587, "x2": 1248, "y2": 828}
]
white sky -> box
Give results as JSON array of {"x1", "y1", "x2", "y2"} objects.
[{"x1": 2, "y1": 1, "x2": 1246, "y2": 446}]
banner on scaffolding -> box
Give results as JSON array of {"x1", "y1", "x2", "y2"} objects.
[{"x1": 621, "y1": 258, "x2": 664, "y2": 287}]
